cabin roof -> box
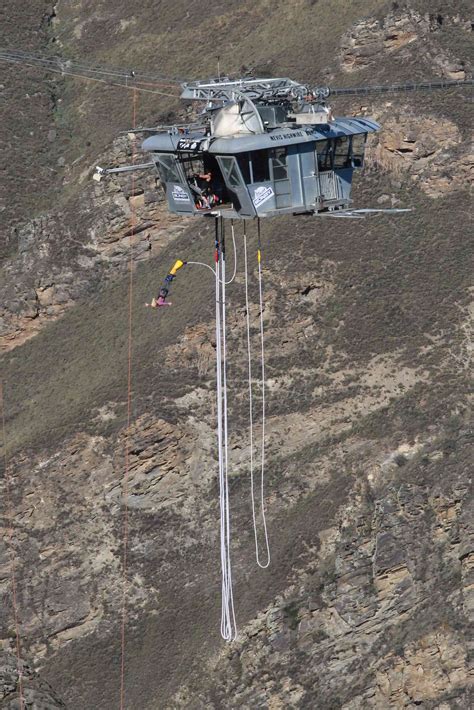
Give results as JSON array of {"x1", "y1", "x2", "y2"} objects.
[{"x1": 141, "y1": 116, "x2": 380, "y2": 154}]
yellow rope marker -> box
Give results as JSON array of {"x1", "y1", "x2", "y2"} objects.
[
  {"x1": 257, "y1": 249, "x2": 261, "y2": 264},
  {"x1": 169, "y1": 259, "x2": 185, "y2": 276}
]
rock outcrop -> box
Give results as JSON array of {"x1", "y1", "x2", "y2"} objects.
[
  {"x1": 0, "y1": 653, "x2": 65, "y2": 708},
  {"x1": 0, "y1": 137, "x2": 190, "y2": 351},
  {"x1": 364, "y1": 110, "x2": 473, "y2": 197},
  {"x1": 172, "y1": 428, "x2": 473, "y2": 709},
  {"x1": 340, "y1": 11, "x2": 470, "y2": 79}
]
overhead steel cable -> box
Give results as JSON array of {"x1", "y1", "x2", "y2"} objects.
[
  {"x1": 329, "y1": 78, "x2": 473, "y2": 97},
  {"x1": 0, "y1": 52, "x2": 182, "y2": 88},
  {"x1": 3, "y1": 51, "x2": 472, "y2": 102},
  {"x1": 0, "y1": 55, "x2": 180, "y2": 98},
  {"x1": 180, "y1": 75, "x2": 473, "y2": 103},
  {"x1": 0, "y1": 56, "x2": 180, "y2": 97},
  {"x1": 0, "y1": 48, "x2": 184, "y2": 87}
]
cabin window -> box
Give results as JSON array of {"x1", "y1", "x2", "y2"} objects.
[
  {"x1": 178, "y1": 153, "x2": 205, "y2": 180},
  {"x1": 270, "y1": 147, "x2": 288, "y2": 181},
  {"x1": 178, "y1": 153, "x2": 226, "y2": 204},
  {"x1": 237, "y1": 153, "x2": 251, "y2": 183},
  {"x1": 154, "y1": 153, "x2": 181, "y2": 182},
  {"x1": 270, "y1": 147, "x2": 291, "y2": 208},
  {"x1": 333, "y1": 136, "x2": 351, "y2": 168},
  {"x1": 249, "y1": 150, "x2": 270, "y2": 183},
  {"x1": 316, "y1": 140, "x2": 332, "y2": 171},
  {"x1": 351, "y1": 134, "x2": 366, "y2": 167},
  {"x1": 219, "y1": 156, "x2": 244, "y2": 189}
]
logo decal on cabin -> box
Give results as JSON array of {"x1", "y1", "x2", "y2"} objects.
[
  {"x1": 171, "y1": 185, "x2": 190, "y2": 202},
  {"x1": 252, "y1": 186, "x2": 274, "y2": 207},
  {"x1": 177, "y1": 138, "x2": 203, "y2": 152}
]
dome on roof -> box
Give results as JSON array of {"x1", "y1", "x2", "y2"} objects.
[{"x1": 212, "y1": 100, "x2": 264, "y2": 138}]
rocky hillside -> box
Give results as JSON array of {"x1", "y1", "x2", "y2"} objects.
[{"x1": 1, "y1": 1, "x2": 472, "y2": 708}]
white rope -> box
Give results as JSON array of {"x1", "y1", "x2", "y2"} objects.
[
  {"x1": 187, "y1": 226, "x2": 236, "y2": 284},
  {"x1": 215, "y1": 240, "x2": 237, "y2": 641},
  {"x1": 243, "y1": 229, "x2": 271, "y2": 569},
  {"x1": 173, "y1": 220, "x2": 251, "y2": 639},
  {"x1": 225, "y1": 222, "x2": 238, "y2": 285},
  {"x1": 186, "y1": 261, "x2": 216, "y2": 276},
  {"x1": 215, "y1": 257, "x2": 227, "y2": 638}
]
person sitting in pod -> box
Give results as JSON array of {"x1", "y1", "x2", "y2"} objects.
[
  {"x1": 195, "y1": 193, "x2": 211, "y2": 210},
  {"x1": 193, "y1": 170, "x2": 220, "y2": 210}
]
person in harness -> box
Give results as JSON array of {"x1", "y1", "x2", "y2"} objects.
[
  {"x1": 145, "y1": 259, "x2": 186, "y2": 308},
  {"x1": 146, "y1": 287, "x2": 172, "y2": 308}
]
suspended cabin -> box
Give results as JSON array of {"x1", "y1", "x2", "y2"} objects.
[{"x1": 142, "y1": 96, "x2": 380, "y2": 219}]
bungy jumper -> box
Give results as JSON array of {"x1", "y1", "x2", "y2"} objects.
[{"x1": 145, "y1": 259, "x2": 186, "y2": 307}]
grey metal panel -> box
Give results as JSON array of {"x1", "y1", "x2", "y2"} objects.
[
  {"x1": 247, "y1": 126, "x2": 374, "y2": 151},
  {"x1": 165, "y1": 182, "x2": 195, "y2": 213},
  {"x1": 142, "y1": 133, "x2": 179, "y2": 152},
  {"x1": 257, "y1": 105, "x2": 288, "y2": 128},
  {"x1": 287, "y1": 146, "x2": 304, "y2": 207},
  {"x1": 209, "y1": 129, "x2": 315, "y2": 153},
  {"x1": 274, "y1": 180, "x2": 291, "y2": 196},
  {"x1": 297, "y1": 143, "x2": 319, "y2": 206},
  {"x1": 335, "y1": 169, "x2": 353, "y2": 200},
  {"x1": 142, "y1": 132, "x2": 210, "y2": 152},
  {"x1": 319, "y1": 171, "x2": 340, "y2": 200},
  {"x1": 354, "y1": 117, "x2": 380, "y2": 131},
  {"x1": 216, "y1": 156, "x2": 256, "y2": 216},
  {"x1": 275, "y1": 192, "x2": 292, "y2": 208},
  {"x1": 332, "y1": 117, "x2": 380, "y2": 135},
  {"x1": 249, "y1": 182, "x2": 277, "y2": 214},
  {"x1": 141, "y1": 118, "x2": 380, "y2": 156}
]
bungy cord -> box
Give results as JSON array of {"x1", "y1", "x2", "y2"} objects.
[
  {"x1": 244, "y1": 220, "x2": 271, "y2": 568},
  {"x1": 187, "y1": 218, "x2": 237, "y2": 284},
  {"x1": 215, "y1": 219, "x2": 237, "y2": 641}
]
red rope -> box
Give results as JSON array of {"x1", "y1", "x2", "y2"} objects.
[
  {"x1": 120, "y1": 87, "x2": 137, "y2": 710},
  {"x1": 0, "y1": 383, "x2": 24, "y2": 709}
]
